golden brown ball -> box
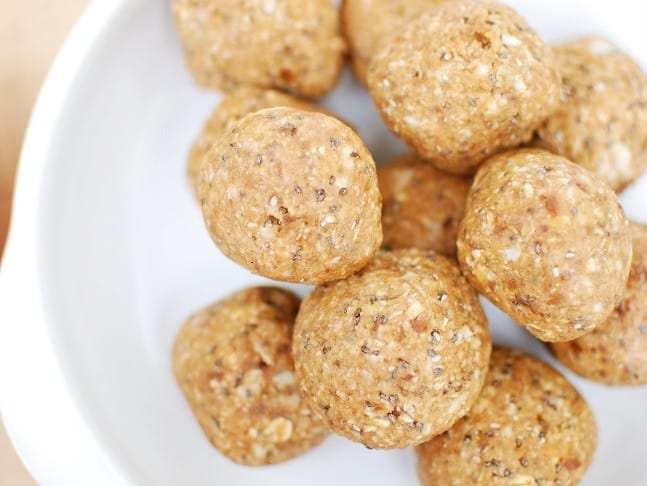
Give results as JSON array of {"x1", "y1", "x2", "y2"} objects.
[
  {"x1": 173, "y1": 287, "x2": 329, "y2": 465},
  {"x1": 367, "y1": 0, "x2": 561, "y2": 174},
  {"x1": 417, "y1": 347, "x2": 597, "y2": 485},
  {"x1": 200, "y1": 107, "x2": 382, "y2": 284},
  {"x1": 537, "y1": 37, "x2": 647, "y2": 192},
  {"x1": 294, "y1": 249, "x2": 491, "y2": 449},
  {"x1": 173, "y1": 0, "x2": 346, "y2": 98},
  {"x1": 457, "y1": 148, "x2": 632, "y2": 342}
]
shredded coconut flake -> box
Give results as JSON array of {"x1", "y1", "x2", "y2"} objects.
[
  {"x1": 501, "y1": 247, "x2": 521, "y2": 262},
  {"x1": 501, "y1": 33, "x2": 522, "y2": 47}
]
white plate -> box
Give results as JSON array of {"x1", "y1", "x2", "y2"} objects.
[{"x1": 1, "y1": 0, "x2": 646, "y2": 484}]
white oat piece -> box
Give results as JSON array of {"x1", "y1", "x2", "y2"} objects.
[
  {"x1": 172, "y1": 286, "x2": 329, "y2": 465},
  {"x1": 199, "y1": 107, "x2": 383, "y2": 284},
  {"x1": 457, "y1": 148, "x2": 632, "y2": 342},
  {"x1": 187, "y1": 87, "x2": 325, "y2": 200},
  {"x1": 172, "y1": 0, "x2": 346, "y2": 98},
  {"x1": 537, "y1": 37, "x2": 647, "y2": 193},
  {"x1": 293, "y1": 249, "x2": 491, "y2": 449},
  {"x1": 367, "y1": 0, "x2": 561, "y2": 175},
  {"x1": 378, "y1": 153, "x2": 471, "y2": 256},
  {"x1": 341, "y1": 0, "x2": 448, "y2": 86},
  {"x1": 417, "y1": 347, "x2": 597, "y2": 486},
  {"x1": 552, "y1": 222, "x2": 647, "y2": 385}
]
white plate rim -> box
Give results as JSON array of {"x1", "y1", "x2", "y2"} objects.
[{"x1": 0, "y1": 0, "x2": 134, "y2": 483}]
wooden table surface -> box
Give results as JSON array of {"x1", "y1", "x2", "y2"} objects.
[{"x1": 0, "y1": 1, "x2": 90, "y2": 483}]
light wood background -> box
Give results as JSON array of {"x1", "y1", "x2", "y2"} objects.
[{"x1": 0, "y1": 0, "x2": 90, "y2": 483}]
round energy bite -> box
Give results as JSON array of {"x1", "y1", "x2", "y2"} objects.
[
  {"x1": 341, "y1": 0, "x2": 447, "y2": 85},
  {"x1": 172, "y1": 287, "x2": 329, "y2": 465},
  {"x1": 200, "y1": 107, "x2": 382, "y2": 284},
  {"x1": 293, "y1": 249, "x2": 491, "y2": 449},
  {"x1": 367, "y1": 0, "x2": 561, "y2": 175},
  {"x1": 172, "y1": 0, "x2": 346, "y2": 98},
  {"x1": 416, "y1": 347, "x2": 597, "y2": 486},
  {"x1": 552, "y1": 222, "x2": 647, "y2": 385},
  {"x1": 457, "y1": 148, "x2": 632, "y2": 342},
  {"x1": 537, "y1": 37, "x2": 647, "y2": 193},
  {"x1": 188, "y1": 87, "x2": 322, "y2": 199},
  {"x1": 378, "y1": 153, "x2": 471, "y2": 256}
]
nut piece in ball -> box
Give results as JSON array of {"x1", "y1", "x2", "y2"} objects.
[
  {"x1": 552, "y1": 222, "x2": 647, "y2": 385},
  {"x1": 188, "y1": 87, "x2": 324, "y2": 199},
  {"x1": 537, "y1": 37, "x2": 647, "y2": 193},
  {"x1": 457, "y1": 148, "x2": 632, "y2": 342},
  {"x1": 293, "y1": 249, "x2": 491, "y2": 449},
  {"x1": 378, "y1": 153, "x2": 471, "y2": 256},
  {"x1": 200, "y1": 107, "x2": 383, "y2": 284},
  {"x1": 341, "y1": 0, "x2": 448, "y2": 85},
  {"x1": 416, "y1": 347, "x2": 597, "y2": 486},
  {"x1": 172, "y1": 287, "x2": 329, "y2": 466},
  {"x1": 172, "y1": 0, "x2": 346, "y2": 98},
  {"x1": 367, "y1": 0, "x2": 561, "y2": 174}
]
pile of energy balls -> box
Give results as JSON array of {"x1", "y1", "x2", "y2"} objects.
[{"x1": 170, "y1": 0, "x2": 647, "y2": 483}]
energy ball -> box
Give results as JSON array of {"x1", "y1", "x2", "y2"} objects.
[
  {"x1": 416, "y1": 347, "x2": 597, "y2": 486},
  {"x1": 200, "y1": 107, "x2": 382, "y2": 284},
  {"x1": 172, "y1": 0, "x2": 346, "y2": 98},
  {"x1": 457, "y1": 148, "x2": 632, "y2": 342},
  {"x1": 341, "y1": 0, "x2": 447, "y2": 85},
  {"x1": 378, "y1": 153, "x2": 471, "y2": 256},
  {"x1": 172, "y1": 287, "x2": 329, "y2": 466},
  {"x1": 537, "y1": 37, "x2": 647, "y2": 193},
  {"x1": 293, "y1": 249, "x2": 491, "y2": 449},
  {"x1": 188, "y1": 87, "x2": 322, "y2": 199},
  {"x1": 367, "y1": 0, "x2": 561, "y2": 175},
  {"x1": 551, "y1": 222, "x2": 647, "y2": 385}
]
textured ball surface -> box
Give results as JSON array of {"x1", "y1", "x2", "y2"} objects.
[
  {"x1": 378, "y1": 153, "x2": 471, "y2": 256},
  {"x1": 294, "y1": 249, "x2": 491, "y2": 449},
  {"x1": 367, "y1": 0, "x2": 561, "y2": 174},
  {"x1": 417, "y1": 347, "x2": 597, "y2": 486},
  {"x1": 188, "y1": 87, "x2": 323, "y2": 199},
  {"x1": 537, "y1": 37, "x2": 647, "y2": 192},
  {"x1": 457, "y1": 148, "x2": 632, "y2": 342},
  {"x1": 173, "y1": 0, "x2": 346, "y2": 98},
  {"x1": 341, "y1": 0, "x2": 447, "y2": 85},
  {"x1": 173, "y1": 287, "x2": 329, "y2": 465},
  {"x1": 200, "y1": 107, "x2": 382, "y2": 284}
]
